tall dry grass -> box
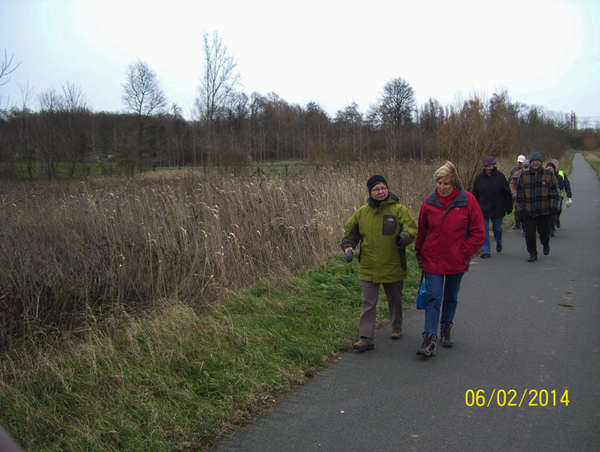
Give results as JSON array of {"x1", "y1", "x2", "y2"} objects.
[{"x1": 0, "y1": 158, "x2": 519, "y2": 350}]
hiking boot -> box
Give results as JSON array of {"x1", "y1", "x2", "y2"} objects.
[
  {"x1": 543, "y1": 244, "x2": 550, "y2": 255},
  {"x1": 353, "y1": 337, "x2": 374, "y2": 351},
  {"x1": 480, "y1": 253, "x2": 491, "y2": 259},
  {"x1": 417, "y1": 334, "x2": 437, "y2": 357},
  {"x1": 439, "y1": 324, "x2": 454, "y2": 347},
  {"x1": 391, "y1": 328, "x2": 403, "y2": 340},
  {"x1": 556, "y1": 218, "x2": 561, "y2": 228},
  {"x1": 512, "y1": 224, "x2": 520, "y2": 230},
  {"x1": 496, "y1": 243, "x2": 502, "y2": 253}
]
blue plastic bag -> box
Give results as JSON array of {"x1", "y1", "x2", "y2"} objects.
[{"x1": 416, "y1": 274, "x2": 427, "y2": 310}]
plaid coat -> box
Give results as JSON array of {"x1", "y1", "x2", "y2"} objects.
[{"x1": 515, "y1": 168, "x2": 560, "y2": 216}]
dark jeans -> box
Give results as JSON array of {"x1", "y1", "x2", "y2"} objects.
[
  {"x1": 524, "y1": 215, "x2": 551, "y2": 256},
  {"x1": 423, "y1": 272, "x2": 464, "y2": 336}
]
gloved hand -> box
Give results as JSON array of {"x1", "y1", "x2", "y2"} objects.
[
  {"x1": 418, "y1": 261, "x2": 423, "y2": 269},
  {"x1": 512, "y1": 193, "x2": 516, "y2": 200},
  {"x1": 551, "y1": 207, "x2": 559, "y2": 216},
  {"x1": 345, "y1": 247, "x2": 354, "y2": 262},
  {"x1": 395, "y1": 231, "x2": 414, "y2": 247},
  {"x1": 566, "y1": 198, "x2": 572, "y2": 208}
]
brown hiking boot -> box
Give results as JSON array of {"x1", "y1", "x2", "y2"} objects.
[
  {"x1": 391, "y1": 328, "x2": 403, "y2": 340},
  {"x1": 353, "y1": 337, "x2": 374, "y2": 351},
  {"x1": 440, "y1": 324, "x2": 454, "y2": 347},
  {"x1": 417, "y1": 334, "x2": 437, "y2": 357}
]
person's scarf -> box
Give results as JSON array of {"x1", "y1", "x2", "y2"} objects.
[{"x1": 438, "y1": 187, "x2": 460, "y2": 210}]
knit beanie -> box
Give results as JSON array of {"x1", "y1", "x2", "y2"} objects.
[
  {"x1": 367, "y1": 175, "x2": 388, "y2": 192},
  {"x1": 529, "y1": 152, "x2": 543, "y2": 163}
]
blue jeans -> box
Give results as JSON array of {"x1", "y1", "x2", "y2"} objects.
[
  {"x1": 482, "y1": 217, "x2": 503, "y2": 254},
  {"x1": 423, "y1": 272, "x2": 464, "y2": 336}
]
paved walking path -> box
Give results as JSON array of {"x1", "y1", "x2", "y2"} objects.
[{"x1": 216, "y1": 153, "x2": 600, "y2": 452}]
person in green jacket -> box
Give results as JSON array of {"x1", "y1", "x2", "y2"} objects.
[{"x1": 341, "y1": 175, "x2": 418, "y2": 351}]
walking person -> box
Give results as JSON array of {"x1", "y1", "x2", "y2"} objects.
[
  {"x1": 545, "y1": 162, "x2": 560, "y2": 236},
  {"x1": 516, "y1": 152, "x2": 560, "y2": 262},
  {"x1": 510, "y1": 159, "x2": 530, "y2": 236},
  {"x1": 472, "y1": 157, "x2": 513, "y2": 258},
  {"x1": 552, "y1": 159, "x2": 573, "y2": 229},
  {"x1": 414, "y1": 162, "x2": 484, "y2": 357},
  {"x1": 510, "y1": 155, "x2": 527, "y2": 230},
  {"x1": 341, "y1": 175, "x2": 418, "y2": 351}
]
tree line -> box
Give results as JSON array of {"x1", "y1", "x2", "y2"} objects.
[{"x1": 1, "y1": 34, "x2": 595, "y2": 182}]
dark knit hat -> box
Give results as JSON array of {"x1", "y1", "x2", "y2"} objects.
[
  {"x1": 529, "y1": 152, "x2": 543, "y2": 162},
  {"x1": 482, "y1": 157, "x2": 495, "y2": 166},
  {"x1": 367, "y1": 175, "x2": 388, "y2": 192},
  {"x1": 546, "y1": 162, "x2": 556, "y2": 171}
]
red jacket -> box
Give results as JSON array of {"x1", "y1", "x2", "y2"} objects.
[{"x1": 415, "y1": 188, "x2": 485, "y2": 275}]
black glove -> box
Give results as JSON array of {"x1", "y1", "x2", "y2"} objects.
[{"x1": 418, "y1": 261, "x2": 423, "y2": 269}]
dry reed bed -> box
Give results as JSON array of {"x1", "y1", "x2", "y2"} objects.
[{"x1": 0, "y1": 161, "x2": 458, "y2": 348}]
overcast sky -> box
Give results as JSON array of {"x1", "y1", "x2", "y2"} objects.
[{"x1": 1, "y1": 0, "x2": 599, "y2": 123}]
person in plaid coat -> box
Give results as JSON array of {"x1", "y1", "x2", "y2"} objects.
[{"x1": 515, "y1": 152, "x2": 560, "y2": 262}]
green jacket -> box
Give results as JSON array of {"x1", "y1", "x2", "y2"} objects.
[{"x1": 341, "y1": 193, "x2": 418, "y2": 283}]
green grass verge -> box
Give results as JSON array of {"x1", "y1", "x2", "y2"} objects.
[
  {"x1": 583, "y1": 151, "x2": 600, "y2": 177},
  {"x1": 1, "y1": 251, "x2": 421, "y2": 451}
]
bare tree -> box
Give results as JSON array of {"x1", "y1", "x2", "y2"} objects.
[
  {"x1": 121, "y1": 59, "x2": 168, "y2": 171},
  {"x1": 370, "y1": 77, "x2": 416, "y2": 157},
  {"x1": 334, "y1": 102, "x2": 367, "y2": 162},
  {"x1": 61, "y1": 83, "x2": 92, "y2": 177},
  {"x1": 31, "y1": 83, "x2": 92, "y2": 178},
  {"x1": 0, "y1": 50, "x2": 22, "y2": 116},
  {"x1": 195, "y1": 31, "x2": 241, "y2": 164},
  {"x1": 437, "y1": 92, "x2": 517, "y2": 191}
]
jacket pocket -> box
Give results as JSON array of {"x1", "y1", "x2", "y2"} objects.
[{"x1": 382, "y1": 215, "x2": 398, "y2": 236}]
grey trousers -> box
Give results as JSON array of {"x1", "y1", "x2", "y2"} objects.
[{"x1": 359, "y1": 280, "x2": 404, "y2": 339}]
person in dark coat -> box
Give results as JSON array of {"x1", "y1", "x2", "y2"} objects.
[
  {"x1": 472, "y1": 157, "x2": 513, "y2": 258},
  {"x1": 552, "y1": 159, "x2": 573, "y2": 230}
]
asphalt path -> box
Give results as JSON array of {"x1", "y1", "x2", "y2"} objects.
[{"x1": 216, "y1": 153, "x2": 600, "y2": 452}]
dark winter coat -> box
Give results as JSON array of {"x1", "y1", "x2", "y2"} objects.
[
  {"x1": 556, "y1": 170, "x2": 573, "y2": 198},
  {"x1": 415, "y1": 189, "x2": 485, "y2": 275},
  {"x1": 472, "y1": 167, "x2": 513, "y2": 218}
]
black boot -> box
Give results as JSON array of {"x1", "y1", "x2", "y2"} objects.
[
  {"x1": 440, "y1": 324, "x2": 454, "y2": 347},
  {"x1": 528, "y1": 254, "x2": 537, "y2": 262}
]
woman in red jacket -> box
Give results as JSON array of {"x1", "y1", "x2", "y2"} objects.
[{"x1": 414, "y1": 161, "x2": 485, "y2": 357}]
